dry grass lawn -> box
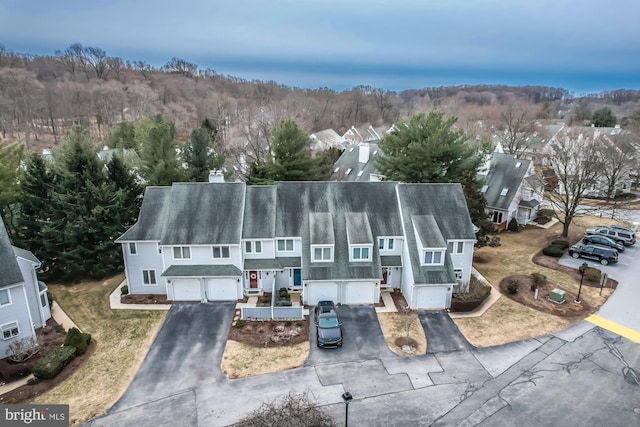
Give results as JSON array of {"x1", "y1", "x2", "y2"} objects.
[
  {"x1": 32, "y1": 274, "x2": 166, "y2": 426},
  {"x1": 455, "y1": 216, "x2": 623, "y2": 347},
  {"x1": 377, "y1": 312, "x2": 427, "y2": 355},
  {"x1": 221, "y1": 341, "x2": 309, "y2": 379}
]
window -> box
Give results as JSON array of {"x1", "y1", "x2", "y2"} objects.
[
  {"x1": 128, "y1": 242, "x2": 137, "y2": 255},
  {"x1": 448, "y1": 241, "x2": 464, "y2": 254},
  {"x1": 277, "y1": 239, "x2": 294, "y2": 251},
  {"x1": 423, "y1": 250, "x2": 443, "y2": 265},
  {"x1": 378, "y1": 238, "x2": 395, "y2": 251},
  {"x1": 352, "y1": 247, "x2": 371, "y2": 261},
  {"x1": 212, "y1": 246, "x2": 230, "y2": 258},
  {"x1": 244, "y1": 241, "x2": 262, "y2": 253},
  {"x1": 454, "y1": 269, "x2": 463, "y2": 281},
  {"x1": 313, "y1": 247, "x2": 332, "y2": 262},
  {"x1": 492, "y1": 211, "x2": 503, "y2": 224},
  {"x1": 1, "y1": 322, "x2": 19, "y2": 340},
  {"x1": 40, "y1": 293, "x2": 47, "y2": 307},
  {"x1": 0, "y1": 289, "x2": 10, "y2": 306},
  {"x1": 173, "y1": 247, "x2": 191, "y2": 259},
  {"x1": 142, "y1": 270, "x2": 157, "y2": 285}
]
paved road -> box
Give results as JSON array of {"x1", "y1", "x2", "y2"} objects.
[
  {"x1": 306, "y1": 305, "x2": 394, "y2": 366},
  {"x1": 418, "y1": 310, "x2": 472, "y2": 353}
]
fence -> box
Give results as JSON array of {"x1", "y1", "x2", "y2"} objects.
[{"x1": 240, "y1": 306, "x2": 304, "y2": 320}]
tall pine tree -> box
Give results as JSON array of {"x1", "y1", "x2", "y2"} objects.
[
  {"x1": 139, "y1": 114, "x2": 183, "y2": 185},
  {"x1": 16, "y1": 152, "x2": 52, "y2": 256},
  {"x1": 0, "y1": 139, "x2": 24, "y2": 237},
  {"x1": 182, "y1": 126, "x2": 225, "y2": 182}
]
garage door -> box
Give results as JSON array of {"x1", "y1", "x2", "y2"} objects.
[
  {"x1": 345, "y1": 282, "x2": 376, "y2": 304},
  {"x1": 206, "y1": 278, "x2": 238, "y2": 301},
  {"x1": 414, "y1": 286, "x2": 449, "y2": 309},
  {"x1": 173, "y1": 279, "x2": 202, "y2": 301},
  {"x1": 304, "y1": 282, "x2": 338, "y2": 306}
]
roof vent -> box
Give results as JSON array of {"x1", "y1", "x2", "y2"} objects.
[
  {"x1": 481, "y1": 185, "x2": 488, "y2": 193},
  {"x1": 345, "y1": 168, "x2": 352, "y2": 175},
  {"x1": 515, "y1": 162, "x2": 522, "y2": 168},
  {"x1": 500, "y1": 188, "x2": 508, "y2": 196},
  {"x1": 334, "y1": 167, "x2": 340, "y2": 173},
  {"x1": 357, "y1": 171, "x2": 364, "y2": 177}
]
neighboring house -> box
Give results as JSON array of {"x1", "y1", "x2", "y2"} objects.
[
  {"x1": 97, "y1": 146, "x2": 141, "y2": 166},
  {"x1": 479, "y1": 153, "x2": 544, "y2": 229},
  {"x1": 116, "y1": 180, "x2": 476, "y2": 310},
  {"x1": 309, "y1": 129, "x2": 346, "y2": 153},
  {"x1": 0, "y1": 219, "x2": 51, "y2": 358},
  {"x1": 331, "y1": 143, "x2": 384, "y2": 182},
  {"x1": 342, "y1": 125, "x2": 389, "y2": 144}
]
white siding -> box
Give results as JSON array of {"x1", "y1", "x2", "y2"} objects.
[
  {"x1": 15, "y1": 257, "x2": 49, "y2": 328},
  {"x1": 275, "y1": 238, "x2": 302, "y2": 257},
  {"x1": 448, "y1": 240, "x2": 474, "y2": 285},
  {"x1": 124, "y1": 242, "x2": 166, "y2": 294},
  {"x1": 243, "y1": 239, "x2": 275, "y2": 259},
  {"x1": 0, "y1": 284, "x2": 36, "y2": 358}
]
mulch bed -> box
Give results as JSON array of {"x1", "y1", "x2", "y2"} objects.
[
  {"x1": 121, "y1": 294, "x2": 170, "y2": 304},
  {"x1": 228, "y1": 312, "x2": 309, "y2": 347},
  {"x1": 0, "y1": 321, "x2": 95, "y2": 404},
  {"x1": 532, "y1": 251, "x2": 618, "y2": 289},
  {"x1": 499, "y1": 275, "x2": 593, "y2": 318},
  {"x1": 389, "y1": 290, "x2": 411, "y2": 314}
]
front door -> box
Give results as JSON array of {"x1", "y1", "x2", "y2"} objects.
[
  {"x1": 293, "y1": 269, "x2": 301, "y2": 286},
  {"x1": 381, "y1": 268, "x2": 388, "y2": 285},
  {"x1": 249, "y1": 271, "x2": 258, "y2": 288}
]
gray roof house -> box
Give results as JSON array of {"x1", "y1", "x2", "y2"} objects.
[
  {"x1": 0, "y1": 219, "x2": 51, "y2": 358},
  {"x1": 331, "y1": 143, "x2": 384, "y2": 182},
  {"x1": 479, "y1": 153, "x2": 544, "y2": 228},
  {"x1": 309, "y1": 129, "x2": 346, "y2": 153},
  {"x1": 343, "y1": 125, "x2": 390, "y2": 144},
  {"x1": 116, "y1": 180, "x2": 476, "y2": 310}
]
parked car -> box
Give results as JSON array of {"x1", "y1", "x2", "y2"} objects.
[
  {"x1": 314, "y1": 301, "x2": 343, "y2": 348},
  {"x1": 582, "y1": 235, "x2": 625, "y2": 253},
  {"x1": 585, "y1": 227, "x2": 635, "y2": 246},
  {"x1": 568, "y1": 244, "x2": 618, "y2": 265}
]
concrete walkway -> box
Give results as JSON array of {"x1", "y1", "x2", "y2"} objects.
[
  {"x1": 110, "y1": 280, "x2": 172, "y2": 311},
  {"x1": 449, "y1": 268, "x2": 501, "y2": 319},
  {"x1": 0, "y1": 302, "x2": 79, "y2": 396},
  {"x1": 375, "y1": 291, "x2": 398, "y2": 313}
]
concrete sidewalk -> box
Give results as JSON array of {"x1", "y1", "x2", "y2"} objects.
[{"x1": 110, "y1": 280, "x2": 172, "y2": 311}]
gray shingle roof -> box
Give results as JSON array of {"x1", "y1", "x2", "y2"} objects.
[
  {"x1": 346, "y1": 212, "x2": 373, "y2": 244},
  {"x1": 310, "y1": 213, "x2": 335, "y2": 245},
  {"x1": 161, "y1": 264, "x2": 242, "y2": 277},
  {"x1": 381, "y1": 256, "x2": 402, "y2": 266},
  {"x1": 412, "y1": 215, "x2": 447, "y2": 248},
  {"x1": 116, "y1": 187, "x2": 171, "y2": 242},
  {"x1": 276, "y1": 257, "x2": 301, "y2": 268},
  {"x1": 244, "y1": 259, "x2": 282, "y2": 270},
  {"x1": 482, "y1": 153, "x2": 531, "y2": 211},
  {"x1": 332, "y1": 143, "x2": 381, "y2": 182},
  {"x1": 242, "y1": 186, "x2": 276, "y2": 238},
  {"x1": 0, "y1": 219, "x2": 24, "y2": 289},
  {"x1": 12, "y1": 246, "x2": 40, "y2": 265}
]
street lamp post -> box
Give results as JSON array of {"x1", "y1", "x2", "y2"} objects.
[
  {"x1": 575, "y1": 262, "x2": 588, "y2": 303},
  {"x1": 342, "y1": 392, "x2": 353, "y2": 427}
]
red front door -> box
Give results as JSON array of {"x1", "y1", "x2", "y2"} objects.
[
  {"x1": 381, "y1": 268, "x2": 388, "y2": 285},
  {"x1": 249, "y1": 271, "x2": 258, "y2": 288}
]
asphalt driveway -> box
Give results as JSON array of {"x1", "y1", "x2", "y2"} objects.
[
  {"x1": 109, "y1": 302, "x2": 236, "y2": 412},
  {"x1": 305, "y1": 305, "x2": 394, "y2": 365},
  {"x1": 419, "y1": 310, "x2": 472, "y2": 353}
]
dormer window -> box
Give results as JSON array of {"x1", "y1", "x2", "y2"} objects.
[
  {"x1": 422, "y1": 250, "x2": 444, "y2": 265},
  {"x1": 351, "y1": 246, "x2": 371, "y2": 262},
  {"x1": 312, "y1": 246, "x2": 333, "y2": 262}
]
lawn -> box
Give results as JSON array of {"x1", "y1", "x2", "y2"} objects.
[
  {"x1": 31, "y1": 274, "x2": 166, "y2": 426},
  {"x1": 454, "y1": 216, "x2": 622, "y2": 347}
]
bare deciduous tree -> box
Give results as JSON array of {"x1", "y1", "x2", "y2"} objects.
[
  {"x1": 235, "y1": 392, "x2": 334, "y2": 427},
  {"x1": 597, "y1": 133, "x2": 636, "y2": 201},
  {"x1": 495, "y1": 102, "x2": 538, "y2": 155}
]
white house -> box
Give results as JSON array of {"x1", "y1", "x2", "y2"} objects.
[
  {"x1": 0, "y1": 219, "x2": 51, "y2": 358},
  {"x1": 116, "y1": 180, "x2": 476, "y2": 310}
]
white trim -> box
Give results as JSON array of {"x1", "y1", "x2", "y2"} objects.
[
  {"x1": 0, "y1": 320, "x2": 20, "y2": 340},
  {"x1": 350, "y1": 245, "x2": 372, "y2": 262},
  {"x1": 0, "y1": 288, "x2": 12, "y2": 307},
  {"x1": 447, "y1": 240, "x2": 464, "y2": 254},
  {"x1": 312, "y1": 245, "x2": 333, "y2": 262},
  {"x1": 277, "y1": 239, "x2": 294, "y2": 252},
  {"x1": 422, "y1": 249, "x2": 445, "y2": 266},
  {"x1": 212, "y1": 245, "x2": 231, "y2": 259},
  {"x1": 21, "y1": 285, "x2": 35, "y2": 337},
  {"x1": 128, "y1": 242, "x2": 138, "y2": 256},
  {"x1": 142, "y1": 269, "x2": 158, "y2": 286},
  {"x1": 172, "y1": 246, "x2": 191, "y2": 260}
]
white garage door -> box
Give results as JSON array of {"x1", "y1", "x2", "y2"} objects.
[
  {"x1": 304, "y1": 282, "x2": 338, "y2": 306},
  {"x1": 206, "y1": 278, "x2": 238, "y2": 301},
  {"x1": 414, "y1": 286, "x2": 449, "y2": 309},
  {"x1": 173, "y1": 279, "x2": 202, "y2": 301},
  {"x1": 345, "y1": 282, "x2": 376, "y2": 304}
]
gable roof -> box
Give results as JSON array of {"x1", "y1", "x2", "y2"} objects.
[
  {"x1": 116, "y1": 187, "x2": 172, "y2": 242},
  {"x1": 242, "y1": 185, "x2": 276, "y2": 239},
  {"x1": 12, "y1": 246, "x2": 40, "y2": 266},
  {"x1": 309, "y1": 129, "x2": 345, "y2": 151},
  {"x1": 332, "y1": 143, "x2": 381, "y2": 182},
  {"x1": 0, "y1": 219, "x2": 24, "y2": 289},
  {"x1": 482, "y1": 153, "x2": 532, "y2": 211}
]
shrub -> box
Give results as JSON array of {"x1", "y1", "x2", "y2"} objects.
[
  {"x1": 488, "y1": 236, "x2": 501, "y2": 247},
  {"x1": 538, "y1": 208, "x2": 555, "y2": 218},
  {"x1": 278, "y1": 288, "x2": 289, "y2": 298},
  {"x1": 63, "y1": 327, "x2": 91, "y2": 355},
  {"x1": 32, "y1": 346, "x2": 77, "y2": 379},
  {"x1": 531, "y1": 272, "x2": 547, "y2": 285},
  {"x1": 235, "y1": 319, "x2": 246, "y2": 328},
  {"x1": 508, "y1": 217, "x2": 519, "y2": 232},
  {"x1": 284, "y1": 320, "x2": 292, "y2": 327},
  {"x1": 121, "y1": 285, "x2": 129, "y2": 295},
  {"x1": 583, "y1": 267, "x2": 601, "y2": 282},
  {"x1": 542, "y1": 245, "x2": 564, "y2": 257},
  {"x1": 53, "y1": 324, "x2": 66, "y2": 335},
  {"x1": 551, "y1": 240, "x2": 570, "y2": 249},
  {"x1": 507, "y1": 280, "x2": 519, "y2": 294},
  {"x1": 296, "y1": 320, "x2": 303, "y2": 327},
  {"x1": 7, "y1": 337, "x2": 40, "y2": 363}
]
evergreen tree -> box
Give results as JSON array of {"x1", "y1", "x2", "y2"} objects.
[
  {"x1": 106, "y1": 122, "x2": 137, "y2": 149},
  {"x1": 262, "y1": 119, "x2": 321, "y2": 181},
  {"x1": 376, "y1": 112, "x2": 483, "y2": 183},
  {"x1": 316, "y1": 146, "x2": 344, "y2": 179},
  {"x1": 182, "y1": 127, "x2": 225, "y2": 182},
  {"x1": 139, "y1": 114, "x2": 183, "y2": 185},
  {"x1": 591, "y1": 107, "x2": 617, "y2": 128},
  {"x1": 0, "y1": 139, "x2": 24, "y2": 236},
  {"x1": 459, "y1": 170, "x2": 496, "y2": 248},
  {"x1": 16, "y1": 152, "x2": 52, "y2": 256},
  {"x1": 107, "y1": 154, "x2": 143, "y2": 229}
]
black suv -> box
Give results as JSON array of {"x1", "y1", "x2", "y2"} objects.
[
  {"x1": 314, "y1": 301, "x2": 343, "y2": 348},
  {"x1": 582, "y1": 234, "x2": 625, "y2": 253},
  {"x1": 568, "y1": 244, "x2": 618, "y2": 265}
]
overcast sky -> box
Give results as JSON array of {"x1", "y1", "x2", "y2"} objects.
[{"x1": 1, "y1": 0, "x2": 639, "y2": 94}]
